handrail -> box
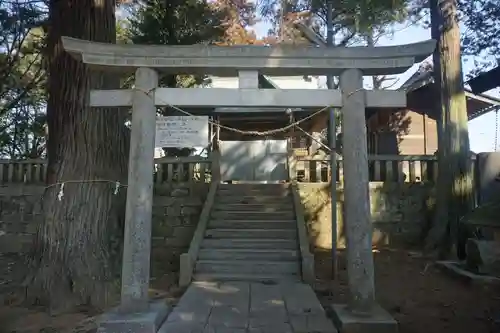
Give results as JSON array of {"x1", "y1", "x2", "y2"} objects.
[
  {"x1": 290, "y1": 182, "x2": 315, "y2": 284},
  {"x1": 178, "y1": 180, "x2": 219, "y2": 287}
]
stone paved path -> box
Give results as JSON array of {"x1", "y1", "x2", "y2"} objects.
[{"x1": 158, "y1": 281, "x2": 337, "y2": 333}]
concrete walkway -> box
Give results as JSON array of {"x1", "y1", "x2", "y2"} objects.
[{"x1": 158, "y1": 281, "x2": 337, "y2": 333}]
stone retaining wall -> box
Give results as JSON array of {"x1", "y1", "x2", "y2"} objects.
[
  {"x1": 151, "y1": 183, "x2": 208, "y2": 278},
  {"x1": 0, "y1": 183, "x2": 209, "y2": 277},
  {"x1": 0, "y1": 185, "x2": 44, "y2": 253},
  {"x1": 2, "y1": 181, "x2": 429, "y2": 268},
  {"x1": 298, "y1": 182, "x2": 434, "y2": 249}
]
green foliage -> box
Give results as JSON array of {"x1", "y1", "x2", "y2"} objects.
[
  {"x1": 459, "y1": 0, "x2": 499, "y2": 74},
  {"x1": 128, "y1": 0, "x2": 225, "y2": 45},
  {"x1": 127, "y1": 0, "x2": 228, "y2": 156},
  {"x1": 0, "y1": 1, "x2": 47, "y2": 158},
  {"x1": 128, "y1": 0, "x2": 225, "y2": 88},
  {"x1": 408, "y1": 0, "x2": 499, "y2": 75}
]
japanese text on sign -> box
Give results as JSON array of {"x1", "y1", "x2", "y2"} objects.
[{"x1": 155, "y1": 116, "x2": 209, "y2": 148}]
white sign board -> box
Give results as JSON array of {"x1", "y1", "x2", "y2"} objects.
[{"x1": 155, "y1": 116, "x2": 209, "y2": 148}]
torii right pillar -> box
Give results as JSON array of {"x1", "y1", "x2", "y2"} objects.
[{"x1": 330, "y1": 68, "x2": 398, "y2": 333}]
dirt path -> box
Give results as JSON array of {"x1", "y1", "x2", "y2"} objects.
[
  {"x1": 314, "y1": 248, "x2": 500, "y2": 333},
  {"x1": 2, "y1": 248, "x2": 500, "y2": 332},
  {"x1": 0, "y1": 253, "x2": 183, "y2": 333}
]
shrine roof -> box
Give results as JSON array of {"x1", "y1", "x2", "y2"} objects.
[
  {"x1": 467, "y1": 66, "x2": 500, "y2": 94},
  {"x1": 399, "y1": 64, "x2": 500, "y2": 120}
]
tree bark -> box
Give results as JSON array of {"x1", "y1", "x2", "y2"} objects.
[
  {"x1": 26, "y1": 0, "x2": 129, "y2": 311},
  {"x1": 425, "y1": 0, "x2": 472, "y2": 257}
]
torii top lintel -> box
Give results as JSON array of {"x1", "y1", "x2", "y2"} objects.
[{"x1": 61, "y1": 37, "x2": 436, "y2": 77}]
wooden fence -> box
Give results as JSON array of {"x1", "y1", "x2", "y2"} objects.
[
  {"x1": 0, "y1": 159, "x2": 47, "y2": 183},
  {"x1": 0, "y1": 156, "x2": 213, "y2": 184},
  {"x1": 294, "y1": 155, "x2": 477, "y2": 183},
  {"x1": 0, "y1": 154, "x2": 476, "y2": 184}
]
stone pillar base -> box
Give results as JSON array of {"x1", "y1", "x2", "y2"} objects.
[
  {"x1": 98, "y1": 300, "x2": 170, "y2": 333},
  {"x1": 330, "y1": 303, "x2": 398, "y2": 333}
]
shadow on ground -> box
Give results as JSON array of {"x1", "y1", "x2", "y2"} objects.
[{"x1": 313, "y1": 247, "x2": 500, "y2": 333}]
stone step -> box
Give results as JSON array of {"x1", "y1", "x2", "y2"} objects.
[
  {"x1": 193, "y1": 272, "x2": 300, "y2": 283},
  {"x1": 219, "y1": 185, "x2": 289, "y2": 191},
  {"x1": 195, "y1": 260, "x2": 300, "y2": 275},
  {"x1": 215, "y1": 198, "x2": 292, "y2": 205},
  {"x1": 218, "y1": 191, "x2": 291, "y2": 198},
  {"x1": 217, "y1": 193, "x2": 291, "y2": 200},
  {"x1": 209, "y1": 219, "x2": 296, "y2": 229},
  {"x1": 198, "y1": 248, "x2": 299, "y2": 261},
  {"x1": 219, "y1": 183, "x2": 289, "y2": 188},
  {"x1": 212, "y1": 203, "x2": 293, "y2": 212},
  {"x1": 205, "y1": 228, "x2": 297, "y2": 239},
  {"x1": 211, "y1": 211, "x2": 295, "y2": 220},
  {"x1": 218, "y1": 184, "x2": 289, "y2": 192},
  {"x1": 201, "y1": 238, "x2": 297, "y2": 250}
]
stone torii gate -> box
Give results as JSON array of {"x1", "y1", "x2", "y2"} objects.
[{"x1": 61, "y1": 37, "x2": 435, "y2": 332}]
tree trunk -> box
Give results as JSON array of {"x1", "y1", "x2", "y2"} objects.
[
  {"x1": 26, "y1": 0, "x2": 129, "y2": 311},
  {"x1": 425, "y1": 0, "x2": 472, "y2": 257}
]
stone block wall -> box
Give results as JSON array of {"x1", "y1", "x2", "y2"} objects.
[
  {"x1": 0, "y1": 185, "x2": 44, "y2": 253},
  {"x1": 0, "y1": 183, "x2": 209, "y2": 278},
  {"x1": 298, "y1": 182, "x2": 434, "y2": 249},
  {"x1": 151, "y1": 183, "x2": 208, "y2": 278}
]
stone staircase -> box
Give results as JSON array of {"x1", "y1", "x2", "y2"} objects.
[{"x1": 193, "y1": 183, "x2": 301, "y2": 283}]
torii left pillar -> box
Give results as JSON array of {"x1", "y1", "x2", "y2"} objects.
[{"x1": 98, "y1": 67, "x2": 170, "y2": 333}]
